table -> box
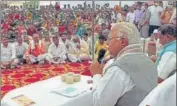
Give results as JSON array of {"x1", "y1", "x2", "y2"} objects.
[
  {"x1": 1, "y1": 62, "x2": 91, "y2": 98},
  {"x1": 1, "y1": 75, "x2": 93, "y2": 106}
]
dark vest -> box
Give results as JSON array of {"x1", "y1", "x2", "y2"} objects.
[{"x1": 105, "y1": 53, "x2": 157, "y2": 106}]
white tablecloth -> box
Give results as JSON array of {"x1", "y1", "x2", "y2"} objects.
[{"x1": 1, "y1": 75, "x2": 93, "y2": 106}]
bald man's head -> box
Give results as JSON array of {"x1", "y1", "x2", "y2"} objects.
[{"x1": 72, "y1": 36, "x2": 80, "y2": 43}]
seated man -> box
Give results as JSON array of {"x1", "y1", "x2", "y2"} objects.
[
  {"x1": 82, "y1": 32, "x2": 92, "y2": 54},
  {"x1": 25, "y1": 33, "x2": 46, "y2": 64},
  {"x1": 139, "y1": 73, "x2": 176, "y2": 106},
  {"x1": 100, "y1": 23, "x2": 110, "y2": 40},
  {"x1": 41, "y1": 32, "x2": 51, "y2": 53},
  {"x1": 67, "y1": 36, "x2": 90, "y2": 62},
  {"x1": 1, "y1": 36, "x2": 17, "y2": 69},
  {"x1": 60, "y1": 33, "x2": 73, "y2": 61},
  {"x1": 46, "y1": 34, "x2": 67, "y2": 64},
  {"x1": 155, "y1": 24, "x2": 176, "y2": 83},
  {"x1": 89, "y1": 22, "x2": 157, "y2": 106},
  {"x1": 94, "y1": 35, "x2": 109, "y2": 60},
  {"x1": 14, "y1": 35, "x2": 28, "y2": 65},
  {"x1": 80, "y1": 35, "x2": 91, "y2": 61},
  {"x1": 145, "y1": 29, "x2": 162, "y2": 57},
  {"x1": 23, "y1": 31, "x2": 33, "y2": 45},
  {"x1": 59, "y1": 32, "x2": 71, "y2": 47}
]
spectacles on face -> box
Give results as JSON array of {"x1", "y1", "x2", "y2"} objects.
[{"x1": 107, "y1": 36, "x2": 121, "y2": 41}]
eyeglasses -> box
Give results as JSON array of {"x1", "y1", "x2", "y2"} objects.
[{"x1": 107, "y1": 37, "x2": 121, "y2": 41}]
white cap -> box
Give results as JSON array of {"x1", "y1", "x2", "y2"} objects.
[{"x1": 153, "y1": 29, "x2": 158, "y2": 34}]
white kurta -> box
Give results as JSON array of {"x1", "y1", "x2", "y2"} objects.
[
  {"x1": 1, "y1": 44, "x2": 16, "y2": 62},
  {"x1": 14, "y1": 42, "x2": 28, "y2": 57},
  {"x1": 67, "y1": 41, "x2": 81, "y2": 62},
  {"x1": 157, "y1": 52, "x2": 176, "y2": 80},
  {"x1": 86, "y1": 37, "x2": 92, "y2": 54},
  {"x1": 139, "y1": 73, "x2": 176, "y2": 106},
  {"x1": 92, "y1": 59, "x2": 135, "y2": 106},
  {"x1": 116, "y1": 13, "x2": 123, "y2": 23},
  {"x1": 59, "y1": 38, "x2": 71, "y2": 51},
  {"x1": 126, "y1": 12, "x2": 135, "y2": 23},
  {"x1": 148, "y1": 5, "x2": 163, "y2": 26},
  {"x1": 46, "y1": 43, "x2": 67, "y2": 63}
]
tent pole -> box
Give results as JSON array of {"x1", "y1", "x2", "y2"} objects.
[
  {"x1": 119, "y1": 1, "x2": 122, "y2": 7},
  {"x1": 91, "y1": 0, "x2": 95, "y2": 60}
]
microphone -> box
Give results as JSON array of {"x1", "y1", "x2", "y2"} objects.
[{"x1": 97, "y1": 49, "x2": 106, "y2": 64}]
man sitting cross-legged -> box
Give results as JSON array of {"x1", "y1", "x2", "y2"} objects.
[
  {"x1": 67, "y1": 36, "x2": 91, "y2": 62},
  {"x1": 1, "y1": 36, "x2": 17, "y2": 69},
  {"x1": 59, "y1": 32, "x2": 72, "y2": 49},
  {"x1": 25, "y1": 33, "x2": 47, "y2": 64},
  {"x1": 14, "y1": 35, "x2": 28, "y2": 65},
  {"x1": 46, "y1": 34, "x2": 67, "y2": 64}
]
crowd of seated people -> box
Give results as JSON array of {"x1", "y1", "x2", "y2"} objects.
[
  {"x1": 0, "y1": 31, "x2": 95, "y2": 69},
  {"x1": 0, "y1": 1, "x2": 176, "y2": 106},
  {"x1": 0, "y1": 1, "x2": 176, "y2": 85}
]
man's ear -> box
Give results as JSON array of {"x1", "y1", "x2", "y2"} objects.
[
  {"x1": 167, "y1": 34, "x2": 175, "y2": 41},
  {"x1": 120, "y1": 37, "x2": 128, "y2": 47}
]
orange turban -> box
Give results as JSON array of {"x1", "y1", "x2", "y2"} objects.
[{"x1": 115, "y1": 5, "x2": 121, "y2": 11}]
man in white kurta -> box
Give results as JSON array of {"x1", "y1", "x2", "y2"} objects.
[
  {"x1": 148, "y1": 2, "x2": 163, "y2": 35},
  {"x1": 126, "y1": 7, "x2": 135, "y2": 23},
  {"x1": 14, "y1": 36, "x2": 28, "y2": 64},
  {"x1": 139, "y1": 73, "x2": 176, "y2": 106},
  {"x1": 89, "y1": 22, "x2": 157, "y2": 106},
  {"x1": 1, "y1": 36, "x2": 17, "y2": 69},
  {"x1": 155, "y1": 24, "x2": 176, "y2": 83},
  {"x1": 59, "y1": 32, "x2": 72, "y2": 50},
  {"x1": 67, "y1": 36, "x2": 80, "y2": 62},
  {"x1": 67, "y1": 36, "x2": 90, "y2": 62},
  {"x1": 82, "y1": 33, "x2": 92, "y2": 54},
  {"x1": 46, "y1": 34, "x2": 67, "y2": 64}
]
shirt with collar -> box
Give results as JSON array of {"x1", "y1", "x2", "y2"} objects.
[
  {"x1": 1, "y1": 43, "x2": 16, "y2": 62},
  {"x1": 148, "y1": 5, "x2": 163, "y2": 26},
  {"x1": 48, "y1": 43, "x2": 67, "y2": 58},
  {"x1": 126, "y1": 12, "x2": 135, "y2": 23},
  {"x1": 92, "y1": 58, "x2": 135, "y2": 106},
  {"x1": 157, "y1": 52, "x2": 176, "y2": 79},
  {"x1": 91, "y1": 44, "x2": 144, "y2": 106},
  {"x1": 135, "y1": 9, "x2": 144, "y2": 23},
  {"x1": 14, "y1": 42, "x2": 28, "y2": 57}
]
